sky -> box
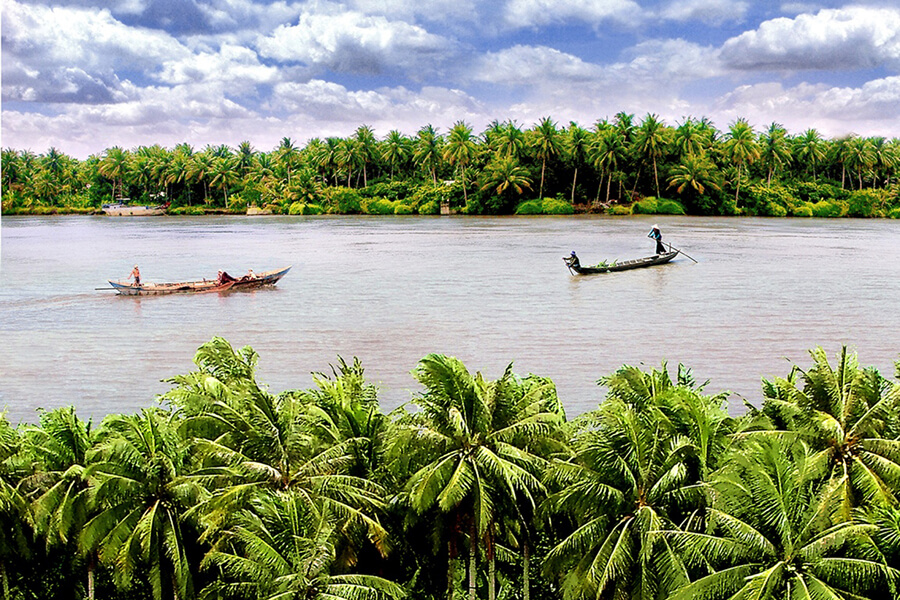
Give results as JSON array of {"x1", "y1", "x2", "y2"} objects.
[{"x1": 3, "y1": 0, "x2": 900, "y2": 159}]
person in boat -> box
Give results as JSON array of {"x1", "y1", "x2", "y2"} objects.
[
  {"x1": 566, "y1": 251, "x2": 580, "y2": 268},
  {"x1": 217, "y1": 270, "x2": 237, "y2": 284},
  {"x1": 648, "y1": 224, "x2": 665, "y2": 255},
  {"x1": 128, "y1": 265, "x2": 141, "y2": 287}
]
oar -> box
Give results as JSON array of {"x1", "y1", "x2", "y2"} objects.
[{"x1": 667, "y1": 243, "x2": 698, "y2": 263}]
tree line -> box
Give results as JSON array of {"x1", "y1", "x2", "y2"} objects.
[
  {"x1": 2, "y1": 114, "x2": 899, "y2": 217},
  {"x1": 1, "y1": 339, "x2": 899, "y2": 600}
]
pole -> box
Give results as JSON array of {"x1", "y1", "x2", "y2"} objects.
[{"x1": 667, "y1": 242, "x2": 698, "y2": 263}]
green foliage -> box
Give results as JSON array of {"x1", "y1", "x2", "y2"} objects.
[
  {"x1": 514, "y1": 199, "x2": 543, "y2": 215},
  {"x1": 326, "y1": 186, "x2": 362, "y2": 214},
  {"x1": 394, "y1": 202, "x2": 415, "y2": 215},
  {"x1": 847, "y1": 188, "x2": 889, "y2": 217},
  {"x1": 744, "y1": 183, "x2": 794, "y2": 216},
  {"x1": 287, "y1": 201, "x2": 324, "y2": 215},
  {"x1": 809, "y1": 199, "x2": 848, "y2": 217},
  {"x1": 542, "y1": 197, "x2": 574, "y2": 214},
  {"x1": 792, "y1": 203, "x2": 813, "y2": 217},
  {"x1": 632, "y1": 196, "x2": 685, "y2": 215},
  {"x1": 362, "y1": 197, "x2": 397, "y2": 215},
  {"x1": 169, "y1": 205, "x2": 205, "y2": 215},
  {"x1": 607, "y1": 203, "x2": 633, "y2": 215},
  {"x1": 889, "y1": 206, "x2": 900, "y2": 219},
  {"x1": 418, "y1": 199, "x2": 440, "y2": 215}
]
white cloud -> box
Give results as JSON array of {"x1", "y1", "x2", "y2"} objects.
[
  {"x1": 348, "y1": 0, "x2": 479, "y2": 23},
  {"x1": 2, "y1": 0, "x2": 189, "y2": 103},
  {"x1": 721, "y1": 6, "x2": 900, "y2": 71},
  {"x1": 156, "y1": 44, "x2": 279, "y2": 92},
  {"x1": 255, "y1": 10, "x2": 457, "y2": 76},
  {"x1": 503, "y1": 0, "x2": 642, "y2": 29},
  {"x1": 660, "y1": 0, "x2": 749, "y2": 25},
  {"x1": 714, "y1": 76, "x2": 900, "y2": 137},
  {"x1": 472, "y1": 45, "x2": 602, "y2": 85}
]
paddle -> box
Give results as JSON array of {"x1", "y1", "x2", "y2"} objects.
[{"x1": 667, "y1": 242, "x2": 698, "y2": 263}]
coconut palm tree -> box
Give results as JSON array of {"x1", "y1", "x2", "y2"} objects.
[
  {"x1": 394, "y1": 355, "x2": 562, "y2": 600},
  {"x1": 633, "y1": 113, "x2": 670, "y2": 198},
  {"x1": 669, "y1": 437, "x2": 898, "y2": 600},
  {"x1": 355, "y1": 125, "x2": 378, "y2": 187},
  {"x1": 758, "y1": 346, "x2": 900, "y2": 514},
  {"x1": 98, "y1": 146, "x2": 129, "y2": 201},
  {"x1": 164, "y1": 338, "x2": 389, "y2": 557},
  {"x1": 589, "y1": 126, "x2": 627, "y2": 204},
  {"x1": 443, "y1": 121, "x2": 477, "y2": 206},
  {"x1": 723, "y1": 119, "x2": 760, "y2": 208},
  {"x1": 276, "y1": 137, "x2": 300, "y2": 187},
  {"x1": 529, "y1": 117, "x2": 563, "y2": 199},
  {"x1": 381, "y1": 130, "x2": 411, "y2": 181},
  {"x1": 759, "y1": 122, "x2": 792, "y2": 185},
  {"x1": 23, "y1": 407, "x2": 100, "y2": 599},
  {"x1": 564, "y1": 122, "x2": 590, "y2": 204},
  {"x1": 0, "y1": 417, "x2": 31, "y2": 600},
  {"x1": 200, "y1": 489, "x2": 404, "y2": 600},
  {"x1": 480, "y1": 155, "x2": 532, "y2": 211},
  {"x1": 81, "y1": 408, "x2": 203, "y2": 600},
  {"x1": 793, "y1": 128, "x2": 826, "y2": 181},
  {"x1": 542, "y1": 363, "x2": 722, "y2": 600},
  {"x1": 414, "y1": 125, "x2": 443, "y2": 184},
  {"x1": 209, "y1": 155, "x2": 239, "y2": 209}
]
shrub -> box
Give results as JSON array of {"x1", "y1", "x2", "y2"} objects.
[
  {"x1": 656, "y1": 198, "x2": 686, "y2": 215},
  {"x1": 846, "y1": 189, "x2": 887, "y2": 217},
  {"x1": 362, "y1": 197, "x2": 396, "y2": 215},
  {"x1": 632, "y1": 197, "x2": 659, "y2": 214},
  {"x1": 326, "y1": 187, "x2": 362, "y2": 214},
  {"x1": 418, "y1": 200, "x2": 440, "y2": 215},
  {"x1": 288, "y1": 202, "x2": 324, "y2": 215},
  {"x1": 394, "y1": 203, "x2": 415, "y2": 215},
  {"x1": 792, "y1": 203, "x2": 813, "y2": 217},
  {"x1": 542, "y1": 197, "x2": 574, "y2": 214},
  {"x1": 169, "y1": 205, "x2": 205, "y2": 215},
  {"x1": 809, "y1": 200, "x2": 847, "y2": 218},
  {"x1": 514, "y1": 199, "x2": 543, "y2": 215},
  {"x1": 888, "y1": 206, "x2": 900, "y2": 219},
  {"x1": 607, "y1": 204, "x2": 633, "y2": 215}
]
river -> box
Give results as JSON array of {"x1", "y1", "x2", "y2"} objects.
[{"x1": 1, "y1": 215, "x2": 898, "y2": 424}]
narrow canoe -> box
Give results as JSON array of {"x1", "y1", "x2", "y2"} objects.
[
  {"x1": 564, "y1": 251, "x2": 678, "y2": 275},
  {"x1": 108, "y1": 266, "x2": 291, "y2": 295}
]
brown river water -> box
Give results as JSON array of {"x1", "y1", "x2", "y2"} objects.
[{"x1": 1, "y1": 214, "x2": 898, "y2": 424}]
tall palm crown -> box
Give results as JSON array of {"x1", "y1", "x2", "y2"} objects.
[
  {"x1": 529, "y1": 116, "x2": 563, "y2": 199},
  {"x1": 758, "y1": 346, "x2": 900, "y2": 513},
  {"x1": 670, "y1": 437, "x2": 898, "y2": 600},
  {"x1": 394, "y1": 354, "x2": 564, "y2": 600},
  {"x1": 543, "y1": 363, "x2": 731, "y2": 600},
  {"x1": 81, "y1": 408, "x2": 203, "y2": 600}
]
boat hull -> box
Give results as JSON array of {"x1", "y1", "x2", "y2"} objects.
[
  {"x1": 108, "y1": 266, "x2": 291, "y2": 295},
  {"x1": 565, "y1": 251, "x2": 678, "y2": 274},
  {"x1": 102, "y1": 203, "x2": 166, "y2": 216}
]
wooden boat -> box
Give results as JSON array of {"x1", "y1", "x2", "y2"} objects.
[
  {"x1": 102, "y1": 202, "x2": 167, "y2": 216},
  {"x1": 108, "y1": 266, "x2": 291, "y2": 295},
  {"x1": 564, "y1": 251, "x2": 678, "y2": 275}
]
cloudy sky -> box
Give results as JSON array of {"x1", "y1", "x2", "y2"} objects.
[{"x1": 3, "y1": 0, "x2": 900, "y2": 158}]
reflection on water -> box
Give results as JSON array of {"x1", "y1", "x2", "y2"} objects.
[{"x1": 1, "y1": 215, "x2": 899, "y2": 423}]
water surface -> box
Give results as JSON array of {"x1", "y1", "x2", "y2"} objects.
[{"x1": 1, "y1": 215, "x2": 898, "y2": 424}]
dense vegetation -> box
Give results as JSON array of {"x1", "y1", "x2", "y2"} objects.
[
  {"x1": 1, "y1": 339, "x2": 898, "y2": 600},
  {"x1": 3, "y1": 114, "x2": 900, "y2": 217}
]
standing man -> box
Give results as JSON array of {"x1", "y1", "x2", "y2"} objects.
[
  {"x1": 648, "y1": 224, "x2": 665, "y2": 255},
  {"x1": 128, "y1": 265, "x2": 141, "y2": 287}
]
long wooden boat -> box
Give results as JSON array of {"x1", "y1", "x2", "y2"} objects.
[
  {"x1": 108, "y1": 266, "x2": 291, "y2": 295},
  {"x1": 564, "y1": 251, "x2": 678, "y2": 275},
  {"x1": 102, "y1": 202, "x2": 167, "y2": 216}
]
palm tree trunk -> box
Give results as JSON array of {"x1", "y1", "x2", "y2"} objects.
[
  {"x1": 539, "y1": 158, "x2": 546, "y2": 199},
  {"x1": 606, "y1": 175, "x2": 612, "y2": 204},
  {"x1": 448, "y1": 535, "x2": 457, "y2": 600},
  {"x1": 88, "y1": 554, "x2": 96, "y2": 600},
  {"x1": 523, "y1": 539, "x2": 530, "y2": 600},
  {"x1": 653, "y1": 158, "x2": 660, "y2": 197},
  {"x1": 462, "y1": 170, "x2": 468, "y2": 206},
  {"x1": 487, "y1": 526, "x2": 495, "y2": 600},
  {"x1": 469, "y1": 520, "x2": 477, "y2": 600},
  {"x1": 570, "y1": 167, "x2": 578, "y2": 203},
  {"x1": 1, "y1": 560, "x2": 8, "y2": 600}
]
